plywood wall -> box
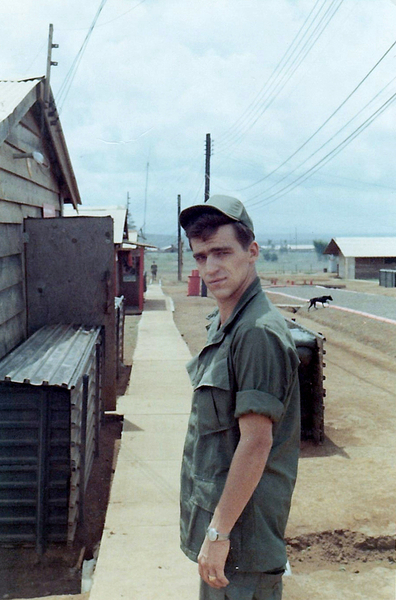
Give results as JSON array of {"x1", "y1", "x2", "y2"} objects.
[{"x1": 0, "y1": 111, "x2": 63, "y2": 359}]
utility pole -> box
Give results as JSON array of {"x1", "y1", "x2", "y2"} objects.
[
  {"x1": 201, "y1": 133, "x2": 211, "y2": 297},
  {"x1": 177, "y1": 195, "x2": 182, "y2": 282},
  {"x1": 126, "y1": 191, "x2": 132, "y2": 230},
  {"x1": 44, "y1": 24, "x2": 58, "y2": 105},
  {"x1": 204, "y1": 133, "x2": 211, "y2": 202},
  {"x1": 142, "y1": 161, "x2": 149, "y2": 238}
]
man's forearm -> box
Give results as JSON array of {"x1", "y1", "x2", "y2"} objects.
[{"x1": 210, "y1": 414, "x2": 273, "y2": 534}]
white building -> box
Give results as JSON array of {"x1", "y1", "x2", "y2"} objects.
[{"x1": 324, "y1": 237, "x2": 396, "y2": 279}]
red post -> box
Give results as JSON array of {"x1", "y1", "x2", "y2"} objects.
[{"x1": 188, "y1": 270, "x2": 201, "y2": 296}]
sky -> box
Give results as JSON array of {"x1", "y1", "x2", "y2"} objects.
[{"x1": 1, "y1": 0, "x2": 396, "y2": 243}]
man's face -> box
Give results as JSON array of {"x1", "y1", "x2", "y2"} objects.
[{"x1": 191, "y1": 224, "x2": 259, "y2": 307}]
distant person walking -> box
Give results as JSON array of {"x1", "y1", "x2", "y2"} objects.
[
  {"x1": 151, "y1": 261, "x2": 158, "y2": 282},
  {"x1": 179, "y1": 195, "x2": 300, "y2": 600}
]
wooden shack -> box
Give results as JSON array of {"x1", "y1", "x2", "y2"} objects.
[
  {"x1": 0, "y1": 77, "x2": 80, "y2": 361},
  {"x1": 0, "y1": 77, "x2": 117, "y2": 410},
  {"x1": 118, "y1": 230, "x2": 150, "y2": 313}
]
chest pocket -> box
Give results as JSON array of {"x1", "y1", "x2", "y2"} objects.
[{"x1": 194, "y1": 358, "x2": 237, "y2": 434}]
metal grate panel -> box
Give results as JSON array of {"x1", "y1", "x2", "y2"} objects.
[{"x1": 0, "y1": 325, "x2": 102, "y2": 551}]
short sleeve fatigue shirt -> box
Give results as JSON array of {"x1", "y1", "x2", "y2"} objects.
[{"x1": 180, "y1": 277, "x2": 300, "y2": 573}]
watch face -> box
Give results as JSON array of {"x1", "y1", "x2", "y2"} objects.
[{"x1": 207, "y1": 528, "x2": 217, "y2": 541}]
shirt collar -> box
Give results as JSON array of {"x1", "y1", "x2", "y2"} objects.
[{"x1": 205, "y1": 276, "x2": 263, "y2": 345}]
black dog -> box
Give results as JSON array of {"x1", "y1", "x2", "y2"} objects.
[{"x1": 308, "y1": 295, "x2": 333, "y2": 310}]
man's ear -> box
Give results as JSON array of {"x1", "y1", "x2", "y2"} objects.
[{"x1": 249, "y1": 241, "x2": 260, "y2": 259}]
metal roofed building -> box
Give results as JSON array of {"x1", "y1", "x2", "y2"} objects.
[
  {"x1": 0, "y1": 77, "x2": 80, "y2": 211},
  {"x1": 324, "y1": 237, "x2": 396, "y2": 279},
  {"x1": 63, "y1": 205, "x2": 129, "y2": 244},
  {"x1": 0, "y1": 77, "x2": 81, "y2": 360}
]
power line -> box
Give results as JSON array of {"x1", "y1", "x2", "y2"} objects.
[
  {"x1": 215, "y1": 0, "x2": 345, "y2": 153},
  {"x1": 57, "y1": 0, "x2": 108, "y2": 111},
  {"x1": 23, "y1": 41, "x2": 47, "y2": 75},
  {"x1": 245, "y1": 91, "x2": 396, "y2": 209},
  {"x1": 245, "y1": 72, "x2": 396, "y2": 202},
  {"x1": 86, "y1": 0, "x2": 146, "y2": 29},
  {"x1": 217, "y1": 0, "x2": 344, "y2": 152},
  {"x1": 56, "y1": 0, "x2": 146, "y2": 32},
  {"x1": 237, "y1": 37, "x2": 396, "y2": 195},
  {"x1": 214, "y1": 0, "x2": 326, "y2": 148}
]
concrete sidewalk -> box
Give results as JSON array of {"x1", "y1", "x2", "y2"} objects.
[
  {"x1": 88, "y1": 283, "x2": 395, "y2": 600},
  {"x1": 89, "y1": 283, "x2": 199, "y2": 599}
]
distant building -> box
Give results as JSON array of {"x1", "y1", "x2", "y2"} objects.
[
  {"x1": 288, "y1": 244, "x2": 315, "y2": 252},
  {"x1": 260, "y1": 244, "x2": 314, "y2": 252},
  {"x1": 324, "y1": 237, "x2": 396, "y2": 279}
]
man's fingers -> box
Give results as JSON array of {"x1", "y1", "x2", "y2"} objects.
[
  {"x1": 198, "y1": 538, "x2": 231, "y2": 587},
  {"x1": 205, "y1": 571, "x2": 230, "y2": 588},
  {"x1": 214, "y1": 571, "x2": 230, "y2": 587}
]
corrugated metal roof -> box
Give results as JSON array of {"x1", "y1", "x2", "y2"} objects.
[
  {"x1": 122, "y1": 239, "x2": 158, "y2": 249},
  {"x1": 126, "y1": 230, "x2": 158, "y2": 249},
  {"x1": 325, "y1": 237, "x2": 396, "y2": 257},
  {"x1": 0, "y1": 77, "x2": 81, "y2": 208},
  {"x1": 63, "y1": 206, "x2": 128, "y2": 244},
  {"x1": 0, "y1": 78, "x2": 42, "y2": 145},
  {"x1": 0, "y1": 324, "x2": 101, "y2": 388}
]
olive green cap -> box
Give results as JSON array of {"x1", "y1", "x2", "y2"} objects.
[{"x1": 179, "y1": 195, "x2": 254, "y2": 233}]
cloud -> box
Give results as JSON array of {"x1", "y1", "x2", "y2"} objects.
[{"x1": 1, "y1": 0, "x2": 395, "y2": 239}]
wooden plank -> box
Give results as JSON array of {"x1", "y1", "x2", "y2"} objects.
[
  {"x1": 0, "y1": 168, "x2": 60, "y2": 210},
  {"x1": 0, "y1": 283, "x2": 25, "y2": 325},
  {"x1": 0, "y1": 312, "x2": 26, "y2": 360},
  {"x1": 275, "y1": 304, "x2": 304, "y2": 314},
  {"x1": 0, "y1": 199, "x2": 41, "y2": 224},
  {"x1": 20, "y1": 112, "x2": 41, "y2": 137},
  {"x1": 0, "y1": 139, "x2": 60, "y2": 195},
  {"x1": 6, "y1": 120, "x2": 42, "y2": 152},
  {"x1": 0, "y1": 254, "x2": 23, "y2": 291},
  {"x1": 0, "y1": 223, "x2": 23, "y2": 257}
]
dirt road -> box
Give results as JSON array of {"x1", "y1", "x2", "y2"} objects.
[
  {"x1": 162, "y1": 275, "x2": 396, "y2": 600},
  {"x1": 6, "y1": 274, "x2": 394, "y2": 600}
]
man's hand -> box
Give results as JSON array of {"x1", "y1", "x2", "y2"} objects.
[
  {"x1": 198, "y1": 537, "x2": 230, "y2": 589},
  {"x1": 197, "y1": 414, "x2": 273, "y2": 589}
]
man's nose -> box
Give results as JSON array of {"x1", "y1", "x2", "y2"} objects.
[{"x1": 205, "y1": 255, "x2": 219, "y2": 274}]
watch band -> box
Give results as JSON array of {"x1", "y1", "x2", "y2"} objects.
[{"x1": 206, "y1": 526, "x2": 230, "y2": 542}]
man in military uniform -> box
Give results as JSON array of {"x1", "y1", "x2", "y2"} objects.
[{"x1": 179, "y1": 195, "x2": 300, "y2": 600}]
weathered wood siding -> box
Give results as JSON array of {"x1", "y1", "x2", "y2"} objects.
[
  {"x1": 355, "y1": 257, "x2": 396, "y2": 280},
  {"x1": 0, "y1": 112, "x2": 62, "y2": 359}
]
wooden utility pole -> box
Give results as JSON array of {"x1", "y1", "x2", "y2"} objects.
[
  {"x1": 204, "y1": 133, "x2": 211, "y2": 202},
  {"x1": 201, "y1": 133, "x2": 211, "y2": 297},
  {"x1": 177, "y1": 195, "x2": 182, "y2": 281},
  {"x1": 44, "y1": 24, "x2": 58, "y2": 105},
  {"x1": 142, "y1": 161, "x2": 150, "y2": 237}
]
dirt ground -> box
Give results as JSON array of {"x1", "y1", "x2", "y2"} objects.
[
  {"x1": 0, "y1": 413, "x2": 124, "y2": 600},
  {"x1": 0, "y1": 313, "x2": 144, "y2": 599},
  {"x1": 2, "y1": 272, "x2": 395, "y2": 599},
  {"x1": 161, "y1": 273, "x2": 396, "y2": 597}
]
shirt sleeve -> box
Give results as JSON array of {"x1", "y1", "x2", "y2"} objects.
[{"x1": 231, "y1": 324, "x2": 297, "y2": 423}]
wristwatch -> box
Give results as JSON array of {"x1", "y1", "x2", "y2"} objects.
[{"x1": 206, "y1": 527, "x2": 230, "y2": 542}]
